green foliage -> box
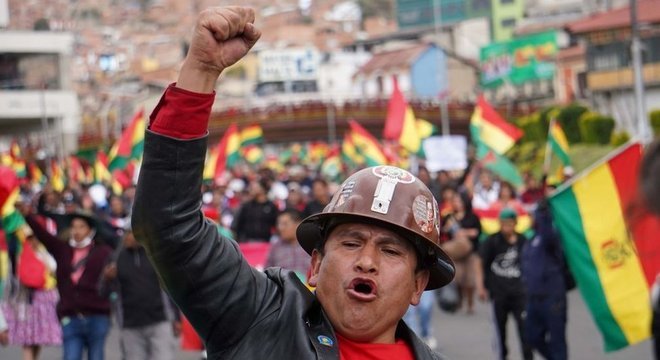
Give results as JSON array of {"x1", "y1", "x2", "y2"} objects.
[
  {"x1": 507, "y1": 142, "x2": 545, "y2": 174},
  {"x1": 537, "y1": 106, "x2": 558, "y2": 138},
  {"x1": 578, "y1": 112, "x2": 615, "y2": 144},
  {"x1": 650, "y1": 109, "x2": 660, "y2": 136},
  {"x1": 610, "y1": 131, "x2": 630, "y2": 146},
  {"x1": 516, "y1": 113, "x2": 545, "y2": 143},
  {"x1": 557, "y1": 103, "x2": 588, "y2": 144}
]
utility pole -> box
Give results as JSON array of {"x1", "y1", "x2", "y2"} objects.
[
  {"x1": 433, "y1": 0, "x2": 451, "y2": 135},
  {"x1": 630, "y1": 0, "x2": 652, "y2": 143}
]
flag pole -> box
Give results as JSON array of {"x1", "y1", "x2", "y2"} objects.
[
  {"x1": 543, "y1": 118, "x2": 555, "y2": 176},
  {"x1": 551, "y1": 140, "x2": 641, "y2": 196}
]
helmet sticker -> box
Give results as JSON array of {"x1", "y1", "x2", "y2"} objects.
[
  {"x1": 371, "y1": 166, "x2": 416, "y2": 215},
  {"x1": 372, "y1": 166, "x2": 415, "y2": 184},
  {"x1": 334, "y1": 180, "x2": 356, "y2": 209},
  {"x1": 432, "y1": 198, "x2": 441, "y2": 236},
  {"x1": 413, "y1": 195, "x2": 435, "y2": 234}
]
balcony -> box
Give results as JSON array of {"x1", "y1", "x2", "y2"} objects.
[{"x1": 587, "y1": 62, "x2": 660, "y2": 91}]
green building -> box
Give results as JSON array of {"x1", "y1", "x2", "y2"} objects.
[
  {"x1": 490, "y1": 0, "x2": 525, "y2": 41},
  {"x1": 396, "y1": 0, "x2": 524, "y2": 41}
]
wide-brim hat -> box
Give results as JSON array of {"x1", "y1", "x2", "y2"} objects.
[{"x1": 64, "y1": 210, "x2": 98, "y2": 229}]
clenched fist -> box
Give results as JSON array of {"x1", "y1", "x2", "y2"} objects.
[{"x1": 178, "y1": 7, "x2": 261, "y2": 93}]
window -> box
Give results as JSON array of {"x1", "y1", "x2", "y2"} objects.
[
  {"x1": 501, "y1": 18, "x2": 516, "y2": 28},
  {"x1": 587, "y1": 42, "x2": 629, "y2": 71}
]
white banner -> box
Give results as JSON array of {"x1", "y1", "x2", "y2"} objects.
[{"x1": 423, "y1": 136, "x2": 468, "y2": 172}]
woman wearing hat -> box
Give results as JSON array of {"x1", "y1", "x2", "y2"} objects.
[
  {"x1": 22, "y1": 208, "x2": 113, "y2": 360},
  {"x1": 1, "y1": 224, "x2": 61, "y2": 360}
]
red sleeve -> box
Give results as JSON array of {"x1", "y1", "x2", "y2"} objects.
[{"x1": 148, "y1": 83, "x2": 215, "y2": 139}]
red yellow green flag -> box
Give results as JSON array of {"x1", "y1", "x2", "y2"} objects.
[
  {"x1": 341, "y1": 132, "x2": 364, "y2": 167},
  {"x1": 384, "y1": 78, "x2": 422, "y2": 154},
  {"x1": 549, "y1": 143, "x2": 654, "y2": 352},
  {"x1": 548, "y1": 119, "x2": 571, "y2": 165},
  {"x1": 28, "y1": 162, "x2": 47, "y2": 186},
  {"x1": 348, "y1": 120, "x2": 388, "y2": 166},
  {"x1": 108, "y1": 109, "x2": 146, "y2": 171},
  {"x1": 50, "y1": 160, "x2": 66, "y2": 192},
  {"x1": 242, "y1": 145, "x2": 264, "y2": 165},
  {"x1": 470, "y1": 95, "x2": 522, "y2": 154},
  {"x1": 239, "y1": 125, "x2": 263, "y2": 146},
  {"x1": 206, "y1": 123, "x2": 240, "y2": 183},
  {"x1": 0, "y1": 166, "x2": 25, "y2": 233}
]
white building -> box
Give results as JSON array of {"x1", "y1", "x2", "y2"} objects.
[{"x1": 0, "y1": 31, "x2": 79, "y2": 157}]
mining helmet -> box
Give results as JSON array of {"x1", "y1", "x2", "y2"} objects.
[{"x1": 297, "y1": 165, "x2": 455, "y2": 289}]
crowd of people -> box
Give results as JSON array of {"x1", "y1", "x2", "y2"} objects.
[{"x1": 0, "y1": 144, "x2": 577, "y2": 360}]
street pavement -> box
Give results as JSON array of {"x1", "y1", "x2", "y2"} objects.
[{"x1": 0, "y1": 291, "x2": 653, "y2": 359}]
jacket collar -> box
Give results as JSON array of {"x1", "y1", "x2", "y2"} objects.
[{"x1": 304, "y1": 298, "x2": 439, "y2": 359}]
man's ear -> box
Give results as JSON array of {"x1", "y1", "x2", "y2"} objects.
[
  {"x1": 307, "y1": 249, "x2": 323, "y2": 287},
  {"x1": 410, "y1": 270, "x2": 430, "y2": 306}
]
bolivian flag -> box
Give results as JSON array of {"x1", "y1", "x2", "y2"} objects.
[
  {"x1": 239, "y1": 125, "x2": 263, "y2": 146},
  {"x1": 108, "y1": 109, "x2": 146, "y2": 171},
  {"x1": 348, "y1": 120, "x2": 388, "y2": 166},
  {"x1": 470, "y1": 95, "x2": 522, "y2": 155},
  {"x1": 549, "y1": 143, "x2": 654, "y2": 352},
  {"x1": 549, "y1": 119, "x2": 571, "y2": 165},
  {"x1": 205, "y1": 123, "x2": 240, "y2": 183}
]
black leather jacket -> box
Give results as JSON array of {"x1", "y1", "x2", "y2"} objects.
[{"x1": 132, "y1": 131, "x2": 444, "y2": 359}]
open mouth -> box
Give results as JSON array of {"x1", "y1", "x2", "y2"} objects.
[
  {"x1": 355, "y1": 282, "x2": 373, "y2": 294},
  {"x1": 348, "y1": 278, "x2": 377, "y2": 301}
]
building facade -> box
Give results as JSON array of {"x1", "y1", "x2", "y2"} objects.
[{"x1": 0, "y1": 31, "x2": 79, "y2": 157}]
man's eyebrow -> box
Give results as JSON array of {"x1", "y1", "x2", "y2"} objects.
[
  {"x1": 375, "y1": 236, "x2": 409, "y2": 249},
  {"x1": 336, "y1": 229, "x2": 369, "y2": 240}
]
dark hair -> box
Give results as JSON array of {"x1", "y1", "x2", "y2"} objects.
[
  {"x1": 312, "y1": 178, "x2": 328, "y2": 188},
  {"x1": 278, "y1": 208, "x2": 303, "y2": 223},
  {"x1": 499, "y1": 181, "x2": 517, "y2": 199}
]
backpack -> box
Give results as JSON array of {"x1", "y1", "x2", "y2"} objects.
[{"x1": 17, "y1": 244, "x2": 47, "y2": 289}]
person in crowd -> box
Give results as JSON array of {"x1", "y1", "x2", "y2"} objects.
[
  {"x1": 402, "y1": 289, "x2": 437, "y2": 350},
  {"x1": 1, "y1": 224, "x2": 61, "y2": 360},
  {"x1": 302, "y1": 178, "x2": 331, "y2": 218},
  {"x1": 520, "y1": 173, "x2": 544, "y2": 212},
  {"x1": 106, "y1": 195, "x2": 129, "y2": 231},
  {"x1": 471, "y1": 170, "x2": 500, "y2": 211},
  {"x1": 231, "y1": 179, "x2": 278, "y2": 242},
  {"x1": 492, "y1": 182, "x2": 525, "y2": 214},
  {"x1": 431, "y1": 170, "x2": 455, "y2": 202},
  {"x1": 475, "y1": 208, "x2": 533, "y2": 360},
  {"x1": 130, "y1": 8, "x2": 472, "y2": 358},
  {"x1": 21, "y1": 205, "x2": 113, "y2": 360},
  {"x1": 284, "y1": 182, "x2": 307, "y2": 213},
  {"x1": 438, "y1": 186, "x2": 457, "y2": 222},
  {"x1": 265, "y1": 209, "x2": 311, "y2": 278},
  {"x1": 521, "y1": 200, "x2": 568, "y2": 360},
  {"x1": 100, "y1": 224, "x2": 180, "y2": 360},
  {"x1": 443, "y1": 192, "x2": 482, "y2": 314}
]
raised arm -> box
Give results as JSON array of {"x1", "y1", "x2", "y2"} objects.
[{"x1": 131, "y1": 6, "x2": 267, "y2": 350}]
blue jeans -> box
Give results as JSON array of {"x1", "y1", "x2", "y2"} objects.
[
  {"x1": 62, "y1": 315, "x2": 111, "y2": 360},
  {"x1": 403, "y1": 291, "x2": 435, "y2": 338}
]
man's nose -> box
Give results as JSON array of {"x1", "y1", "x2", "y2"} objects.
[{"x1": 354, "y1": 245, "x2": 378, "y2": 274}]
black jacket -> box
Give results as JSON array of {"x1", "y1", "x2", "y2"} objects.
[
  {"x1": 99, "y1": 246, "x2": 177, "y2": 328},
  {"x1": 132, "y1": 131, "x2": 443, "y2": 359}
]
